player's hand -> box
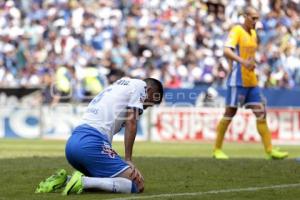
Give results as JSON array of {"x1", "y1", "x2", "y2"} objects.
[
  {"x1": 242, "y1": 58, "x2": 256, "y2": 71},
  {"x1": 126, "y1": 160, "x2": 144, "y2": 183}
]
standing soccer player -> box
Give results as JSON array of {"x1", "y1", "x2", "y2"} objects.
[
  {"x1": 213, "y1": 7, "x2": 288, "y2": 159},
  {"x1": 35, "y1": 77, "x2": 163, "y2": 194}
]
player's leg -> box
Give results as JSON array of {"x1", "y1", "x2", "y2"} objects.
[
  {"x1": 213, "y1": 86, "x2": 242, "y2": 159},
  {"x1": 35, "y1": 125, "x2": 86, "y2": 194},
  {"x1": 213, "y1": 107, "x2": 237, "y2": 159},
  {"x1": 67, "y1": 167, "x2": 142, "y2": 195},
  {"x1": 62, "y1": 124, "x2": 141, "y2": 195},
  {"x1": 245, "y1": 92, "x2": 272, "y2": 154},
  {"x1": 63, "y1": 158, "x2": 140, "y2": 195},
  {"x1": 246, "y1": 87, "x2": 288, "y2": 159}
]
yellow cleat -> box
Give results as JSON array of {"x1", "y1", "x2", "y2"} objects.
[
  {"x1": 213, "y1": 149, "x2": 229, "y2": 159},
  {"x1": 62, "y1": 171, "x2": 83, "y2": 195},
  {"x1": 35, "y1": 169, "x2": 67, "y2": 193},
  {"x1": 266, "y1": 149, "x2": 288, "y2": 160}
]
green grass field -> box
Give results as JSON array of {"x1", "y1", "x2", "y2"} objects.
[{"x1": 1, "y1": 139, "x2": 300, "y2": 200}]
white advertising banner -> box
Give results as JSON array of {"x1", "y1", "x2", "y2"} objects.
[
  {"x1": 150, "y1": 107, "x2": 300, "y2": 144},
  {"x1": 0, "y1": 105, "x2": 148, "y2": 141},
  {"x1": 1, "y1": 105, "x2": 300, "y2": 144}
]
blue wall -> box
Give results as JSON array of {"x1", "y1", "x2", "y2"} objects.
[{"x1": 164, "y1": 87, "x2": 300, "y2": 107}]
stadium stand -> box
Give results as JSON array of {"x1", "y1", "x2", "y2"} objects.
[{"x1": 0, "y1": 0, "x2": 299, "y2": 103}]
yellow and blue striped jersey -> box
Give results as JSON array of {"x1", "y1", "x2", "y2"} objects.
[{"x1": 225, "y1": 25, "x2": 258, "y2": 87}]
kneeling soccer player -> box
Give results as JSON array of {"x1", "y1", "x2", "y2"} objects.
[{"x1": 35, "y1": 77, "x2": 163, "y2": 195}]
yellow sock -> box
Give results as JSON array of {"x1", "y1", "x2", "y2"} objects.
[
  {"x1": 214, "y1": 118, "x2": 231, "y2": 150},
  {"x1": 256, "y1": 119, "x2": 272, "y2": 153}
]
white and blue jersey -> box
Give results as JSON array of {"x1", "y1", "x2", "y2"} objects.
[
  {"x1": 65, "y1": 78, "x2": 146, "y2": 179},
  {"x1": 82, "y1": 78, "x2": 146, "y2": 143}
]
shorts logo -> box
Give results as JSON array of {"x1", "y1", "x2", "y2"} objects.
[{"x1": 101, "y1": 143, "x2": 117, "y2": 158}]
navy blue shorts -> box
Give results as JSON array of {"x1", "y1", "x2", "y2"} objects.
[
  {"x1": 65, "y1": 124, "x2": 129, "y2": 177},
  {"x1": 226, "y1": 86, "x2": 265, "y2": 107}
]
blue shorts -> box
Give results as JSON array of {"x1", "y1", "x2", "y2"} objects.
[
  {"x1": 65, "y1": 124, "x2": 129, "y2": 177},
  {"x1": 226, "y1": 86, "x2": 265, "y2": 107}
]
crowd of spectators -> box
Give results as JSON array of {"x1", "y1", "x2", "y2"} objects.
[{"x1": 0, "y1": 0, "x2": 299, "y2": 102}]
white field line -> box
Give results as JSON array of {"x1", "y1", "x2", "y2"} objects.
[{"x1": 106, "y1": 183, "x2": 300, "y2": 200}]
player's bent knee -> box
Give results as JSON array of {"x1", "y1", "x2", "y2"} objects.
[
  {"x1": 224, "y1": 107, "x2": 237, "y2": 118},
  {"x1": 253, "y1": 110, "x2": 266, "y2": 119},
  {"x1": 255, "y1": 113, "x2": 265, "y2": 120}
]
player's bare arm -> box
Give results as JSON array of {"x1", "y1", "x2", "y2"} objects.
[
  {"x1": 124, "y1": 108, "x2": 144, "y2": 181},
  {"x1": 124, "y1": 108, "x2": 139, "y2": 162}
]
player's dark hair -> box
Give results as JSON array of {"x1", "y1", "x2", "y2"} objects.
[{"x1": 144, "y1": 78, "x2": 164, "y2": 104}]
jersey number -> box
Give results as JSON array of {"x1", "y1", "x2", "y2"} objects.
[
  {"x1": 116, "y1": 79, "x2": 129, "y2": 85},
  {"x1": 91, "y1": 88, "x2": 112, "y2": 104}
]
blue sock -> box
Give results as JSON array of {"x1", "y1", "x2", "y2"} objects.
[{"x1": 131, "y1": 182, "x2": 139, "y2": 193}]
